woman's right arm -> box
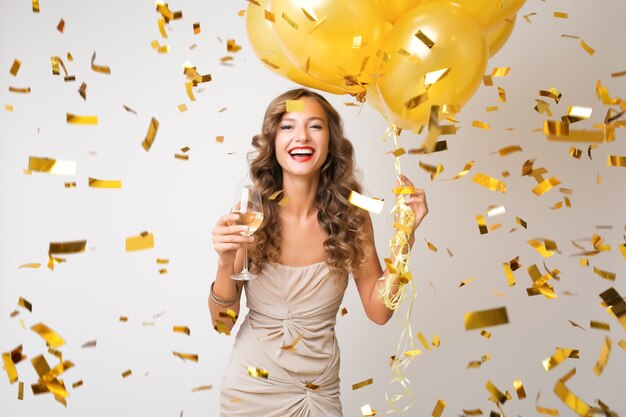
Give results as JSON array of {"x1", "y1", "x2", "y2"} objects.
[{"x1": 209, "y1": 213, "x2": 252, "y2": 335}]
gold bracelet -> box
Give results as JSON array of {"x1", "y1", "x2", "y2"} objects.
[{"x1": 210, "y1": 282, "x2": 239, "y2": 307}]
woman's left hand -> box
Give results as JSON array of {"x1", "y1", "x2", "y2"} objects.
[{"x1": 397, "y1": 174, "x2": 428, "y2": 233}]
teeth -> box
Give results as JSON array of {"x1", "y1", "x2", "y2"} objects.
[{"x1": 289, "y1": 149, "x2": 313, "y2": 156}]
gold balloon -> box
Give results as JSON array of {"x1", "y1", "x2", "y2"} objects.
[
  {"x1": 270, "y1": 0, "x2": 385, "y2": 94},
  {"x1": 379, "y1": 0, "x2": 426, "y2": 24},
  {"x1": 375, "y1": 1, "x2": 488, "y2": 130},
  {"x1": 423, "y1": 0, "x2": 525, "y2": 30},
  {"x1": 486, "y1": 14, "x2": 516, "y2": 58},
  {"x1": 245, "y1": 0, "x2": 344, "y2": 94}
]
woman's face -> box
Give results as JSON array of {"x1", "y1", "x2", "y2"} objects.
[{"x1": 275, "y1": 97, "x2": 330, "y2": 179}]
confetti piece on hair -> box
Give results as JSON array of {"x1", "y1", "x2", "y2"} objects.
[
  {"x1": 66, "y1": 113, "x2": 97, "y2": 125},
  {"x1": 91, "y1": 51, "x2": 111, "y2": 74},
  {"x1": 286, "y1": 100, "x2": 304, "y2": 112},
  {"x1": 464, "y1": 307, "x2": 509, "y2": 330},
  {"x1": 592, "y1": 336, "x2": 612, "y2": 376},
  {"x1": 432, "y1": 399, "x2": 446, "y2": 417},
  {"x1": 349, "y1": 191, "x2": 384, "y2": 214},
  {"x1": 18, "y1": 297, "x2": 32, "y2": 312},
  {"x1": 278, "y1": 197, "x2": 290, "y2": 207},
  {"x1": 352, "y1": 378, "x2": 373, "y2": 390},
  {"x1": 415, "y1": 30, "x2": 435, "y2": 48},
  {"x1": 173, "y1": 326, "x2": 190, "y2": 336},
  {"x1": 126, "y1": 232, "x2": 154, "y2": 252},
  {"x1": 142, "y1": 117, "x2": 159, "y2": 151},
  {"x1": 88, "y1": 177, "x2": 122, "y2": 188},
  {"x1": 492, "y1": 67, "x2": 510, "y2": 77},
  {"x1": 172, "y1": 352, "x2": 199, "y2": 362},
  {"x1": 31, "y1": 323, "x2": 65, "y2": 347},
  {"x1": 472, "y1": 173, "x2": 506, "y2": 193},
  {"x1": 248, "y1": 367, "x2": 269, "y2": 379}
]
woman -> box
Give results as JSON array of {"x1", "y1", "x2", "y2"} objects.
[{"x1": 210, "y1": 88, "x2": 428, "y2": 416}]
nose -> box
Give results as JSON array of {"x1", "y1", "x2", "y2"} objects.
[{"x1": 294, "y1": 124, "x2": 310, "y2": 142}]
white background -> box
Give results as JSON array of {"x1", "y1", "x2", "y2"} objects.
[{"x1": 1, "y1": 0, "x2": 625, "y2": 416}]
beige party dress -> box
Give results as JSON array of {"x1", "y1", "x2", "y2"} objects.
[{"x1": 220, "y1": 261, "x2": 348, "y2": 417}]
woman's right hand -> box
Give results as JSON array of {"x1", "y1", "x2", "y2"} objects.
[{"x1": 212, "y1": 213, "x2": 253, "y2": 266}]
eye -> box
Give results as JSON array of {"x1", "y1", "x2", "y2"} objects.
[
  {"x1": 279, "y1": 125, "x2": 293, "y2": 130},
  {"x1": 309, "y1": 124, "x2": 323, "y2": 130}
]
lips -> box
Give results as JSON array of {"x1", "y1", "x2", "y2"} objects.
[{"x1": 288, "y1": 146, "x2": 315, "y2": 162}]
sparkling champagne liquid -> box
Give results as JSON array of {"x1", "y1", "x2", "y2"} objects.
[{"x1": 233, "y1": 211, "x2": 263, "y2": 236}]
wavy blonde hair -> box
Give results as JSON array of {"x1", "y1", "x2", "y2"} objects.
[{"x1": 248, "y1": 88, "x2": 370, "y2": 276}]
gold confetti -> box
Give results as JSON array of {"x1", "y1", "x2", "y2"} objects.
[
  {"x1": 554, "y1": 368, "x2": 590, "y2": 416},
  {"x1": 268, "y1": 190, "x2": 284, "y2": 201},
  {"x1": 476, "y1": 215, "x2": 488, "y2": 235},
  {"x1": 417, "y1": 332, "x2": 431, "y2": 350},
  {"x1": 352, "y1": 378, "x2": 373, "y2": 390},
  {"x1": 579, "y1": 40, "x2": 595, "y2": 55},
  {"x1": 424, "y1": 68, "x2": 450, "y2": 86},
  {"x1": 214, "y1": 321, "x2": 230, "y2": 335},
  {"x1": 464, "y1": 307, "x2": 509, "y2": 330},
  {"x1": 426, "y1": 239, "x2": 438, "y2": 252},
  {"x1": 281, "y1": 12, "x2": 298, "y2": 30},
  {"x1": 415, "y1": 30, "x2": 435, "y2": 48},
  {"x1": 280, "y1": 334, "x2": 303, "y2": 351},
  {"x1": 66, "y1": 113, "x2": 98, "y2": 125},
  {"x1": 569, "y1": 147, "x2": 582, "y2": 159},
  {"x1": 432, "y1": 335, "x2": 441, "y2": 348},
  {"x1": 590, "y1": 321, "x2": 610, "y2": 331},
  {"x1": 472, "y1": 120, "x2": 490, "y2": 130},
  {"x1": 532, "y1": 177, "x2": 561, "y2": 196},
  {"x1": 247, "y1": 367, "x2": 269, "y2": 379},
  {"x1": 543, "y1": 347, "x2": 579, "y2": 371},
  {"x1": 18, "y1": 381, "x2": 24, "y2": 399},
  {"x1": 459, "y1": 278, "x2": 474, "y2": 287},
  {"x1": 361, "y1": 404, "x2": 377, "y2": 416},
  {"x1": 593, "y1": 266, "x2": 616, "y2": 281},
  {"x1": 226, "y1": 39, "x2": 242, "y2": 53},
  {"x1": 5, "y1": 104, "x2": 14, "y2": 111},
  {"x1": 516, "y1": 217, "x2": 527, "y2": 229},
  {"x1": 483, "y1": 74, "x2": 494, "y2": 86},
  {"x1": 9, "y1": 59, "x2": 21, "y2": 76},
  {"x1": 18, "y1": 297, "x2": 32, "y2": 312},
  {"x1": 215, "y1": 135, "x2": 224, "y2": 143},
  {"x1": 513, "y1": 380, "x2": 526, "y2": 399},
  {"x1": 405, "y1": 92, "x2": 428, "y2": 110},
  {"x1": 57, "y1": 18, "x2": 65, "y2": 33},
  {"x1": 432, "y1": 399, "x2": 446, "y2": 417},
  {"x1": 278, "y1": 197, "x2": 290, "y2": 207},
  {"x1": 191, "y1": 385, "x2": 213, "y2": 392},
  {"x1": 553, "y1": 12, "x2": 568, "y2": 18},
  {"x1": 418, "y1": 161, "x2": 444, "y2": 180},
  {"x1": 31, "y1": 323, "x2": 65, "y2": 347},
  {"x1": 607, "y1": 155, "x2": 626, "y2": 167},
  {"x1": 565, "y1": 106, "x2": 592, "y2": 123},
  {"x1": 91, "y1": 51, "x2": 111, "y2": 74},
  {"x1": 32, "y1": 0, "x2": 39, "y2": 12},
  {"x1": 142, "y1": 117, "x2": 159, "y2": 151},
  {"x1": 404, "y1": 349, "x2": 422, "y2": 357},
  {"x1": 72, "y1": 380, "x2": 83, "y2": 389},
  {"x1": 173, "y1": 326, "x2": 190, "y2": 336},
  {"x1": 448, "y1": 160, "x2": 474, "y2": 180},
  {"x1": 88, "y1": 177, "x2": 122, "y2": 188},
  {"x1": 126, "y1": 232, "x2": 154, "y2": 252},
  {"x1": 193, "y1": 22, "x2": 200, "y2": 34},
  {"x1": 341, "y1": 307, "x2": 348, "y2": 316},
  {"x1": 18, "y1": 263, "x2": 41, "y2": 269},
  {"x1": 174, "y1": 154, "x2": 189, "y2": 161},
  {"x1": 528, "y1": 239, "x2": 558, "y2": 258},
  {"x1": 486, "y1": 106, "x2": 499, "y2": 112},
  {"x1": 2, "y1": 353, "x2": 18, "y2": 383},
  {"x1": 82, "y1": 340, "x2": 96, "y2": 348},
  {"x1": 568, "y1": 320, "x2": 585, "y2": 330},
  {"x1": 618, "y1": 340, "x2": 626, "y2": 352},
  {"x1": 536, "y1": 406, "x2": 559, "y2": 415},
  {"x1": 540, "y1": 87, "x2": 562, "y2": 103},
  {"x1": 523, "y1": 12, "x2": 537, "y2": 23},
  {"x1": 497, "y1": 145, "x2": 523, "y2": 156},
  {"x1": 178, "y1": 103, "x2": 187, "y2": 112},
  {"x1": 286, "y1": 100, "x2": 304, "y2": 112},
  {"x1": 463, "y1": 409, "x2": 483, "y2": 415},
  {"x1": 9, "y1": 86, "x2": 31, "y2": 94},
  {"x1": 485, "y1": 380, "x2": 508, "y2": 404},
  {"x1": 598, "y1": 288, "x2": 626, "y2": 331},
  {"x1": 172, "y1": 351, "x2": 198, "y2": 362},
  {"x1": 592, "y1": 336, "x2": 612, "y2": 376},
  {"x1": 534, "y1": 99, "x2": 554, "y2": 116},
  {"x1": 481, "y1": 330, "x2": 492, "y2": 339},
  {"x1": 122, "y1": 369, "x2": 132, "y2": 378},
  {"x1": 472, "y1": 173, "x2": 506, "y2": 193},
  {"x1": 48, "y1": 240, "x2": 86, "y2": 255},
  {"x1": 492, "y1": 67, "x2": 510, "y2": 77},
  {"x1": 349, "y1": 190, "x2": 384, "y2": 214}
]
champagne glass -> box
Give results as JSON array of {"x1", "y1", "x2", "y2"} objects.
[{"x1": 231, "y1": 185, "x2": 264, "y2": 280}]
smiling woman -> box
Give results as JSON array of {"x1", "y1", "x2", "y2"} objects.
[{"x1": 209, "y1": 89, "x2": 428, "y2": 417}]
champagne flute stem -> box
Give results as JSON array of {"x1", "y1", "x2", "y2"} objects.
[{"x1": 242, "y1": 242, "x2": 249, "y2": 274}]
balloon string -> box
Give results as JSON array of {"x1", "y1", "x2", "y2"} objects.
[{"x1": 377, "y1": 124, "x2": 418, "y2": 415}]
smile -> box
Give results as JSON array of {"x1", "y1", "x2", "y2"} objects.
[{"x1": 288, "y1": 146, "x2": 315, "y2": 162}]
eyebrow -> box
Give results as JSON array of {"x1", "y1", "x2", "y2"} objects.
[{"x1": 281, "y1": 117, "x2": 326, "y2": 123}]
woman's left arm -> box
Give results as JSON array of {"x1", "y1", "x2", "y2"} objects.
[{"x1": 353, "y1": 175, "x2": 428, "y2": 325}]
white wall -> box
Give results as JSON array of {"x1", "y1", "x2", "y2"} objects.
[{"x1": 1, "y1": 0, "x2": 624, "y2": 416}]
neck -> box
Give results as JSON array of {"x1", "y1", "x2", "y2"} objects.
[{"x1": 280, "y1": 173, "x2": 320, "y2": 220}]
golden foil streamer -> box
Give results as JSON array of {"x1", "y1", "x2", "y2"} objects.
[
  {"x1": 173, "y1": 326, "x2": 190, "y2": 336},
  {"x1": 49, "y1": 240, "x2": 86, "y2": 254},
  {"x1": 598, "y1": 287, "x2": 626, "y2": 331},
  {"x1": 472, "y1": 173, "x2": 506, "y2": 193},
  {"x1": 66, "y1": 113, "x2": 98, "y2": 125},
  {"x1": 280, "y1": 334, "x2": 303, "y2": 351},
  {"x1": 513, "y1": 380, "x2": 526, "y2": 399},
  {"x1": 464, "y1": 307, "x2": 509, "y2": 330},
  {"x1": 592, "y1": 336, "x2": 612, "y2": 376},
  {"x1": 349, "y1": 191, "x2": 384, "y2": 214},
  {"x1": 247, "y1": 367, "x2": 269, "y2": 379},
  {"x1": 125, "y1": 232, "x2": 154, "y2": 252},
  {"x1": 432, "y1": 399, "x2": 446, "y2": 417},
  {"x1": 352, "y1": 378, "x2": 373, "y2": 390},
  {"x1": 485, "y1": 380, "x2": 508, "y2": 404},
  {"x1": 172, "y1": 351, "x2": 199, "y2": 362},
  {"x1": 415, "y1": 30, "x2": 435, "y2": 48},
  {"x1": 10, "y1": 59, "x2": 21, "y2": 76},
  {"x1": 31, "y1": 323, "x2": 65, "y2": 347},
  {"x1": 91, "y1": 51, "x2": 111, "y2": 74},
  {"x1": 142, "y1": 117, "x2": 159, "y2": 151},
  {"x1": 607, "y1": 155, "x2": 626, "y2": 167},
  {"x1": 88, "y1": 177, "x2": 122, "y2": 188}
]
